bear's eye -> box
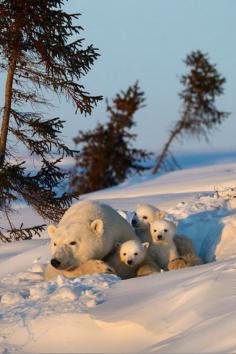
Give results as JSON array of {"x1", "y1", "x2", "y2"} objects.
[
  {"x1": 143, "y1": 216, "x2": 147, "y2": 220},
  {"x1": 154, "y1": 229, "x2": 157, "y2": 233},
  {"x1": 69, "y1": 241, "x2": 77, "y2": 246},
  {"x1": 164, "y1": 229, "x2": 168, "y2": 232},
  {"x1": 54, "y1": 242, "x2": 57, "y2": 246},
  {"x1": 134, "y1": 252, "x2": 138, "y2": 256},
  {"x1": 123, "y1": 252, "x2": 126, "y2": 256}
]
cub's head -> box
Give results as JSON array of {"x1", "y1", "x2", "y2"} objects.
[
  {"x1": 47, "y1": 218, "x2": 105, "y2": 270},
  {"x1": 131, "y1": 204, "x2": 164, "y2": 229},
  {"x1": 150, "y1": 219, "x2": 176, "y2": 244},
  {"x1": 119, "y1": 240, "x2": 149, "y2": 267}
]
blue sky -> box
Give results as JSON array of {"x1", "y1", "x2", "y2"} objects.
[
  {"x1": 1, "y1": 0, "x2": 236, "y2": 154},
  {"x1": 59, "y1": 0, "x2": 236, "y2": 153}
]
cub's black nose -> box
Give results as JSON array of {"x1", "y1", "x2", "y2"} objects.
[
  {"x1": 157, "y1": 235, "x2": 163, "y2": 240},
  {"x1": 131, "y1": 219, "x2": 137, "y2": 227},
  {"x1": 127, "y1": 260, "x2": 133, "y2": 265},
  {"x1": 51, "y1": 258, "x2": 61, "y2": 268}
]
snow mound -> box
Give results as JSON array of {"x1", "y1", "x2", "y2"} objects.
[
  {"x1": 215, "y1": 214, "x2": 236, "y2": 260},
  {"x1": 92, "y1": 255, "x2": 236, "y2": 353},
  {"x1": 0, "y1": 260, "x2": 119, "y2": 347},
  {"x1": 165, "y1": 190, "x2": 236, "y2": 262},
  {"x1": 215, "y1": 185, "x2": 236, "y2": 200},
  {"x1": 1, "y1": 292, "x2": 25, "y2": 306},
  {"x1": 50, "y1": 286, "x2": 77, "y2": 301}
]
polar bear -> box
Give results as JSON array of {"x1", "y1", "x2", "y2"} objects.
[
  {"x1": 149, "y1": 219, "x2": 202, "y2": 271},
  {"x1": 131, "y1": 204, "x2": 162, "y2": 242},
  {"x1": 105, "y1": 239, "x2": 160, "y2": 279},
  {"x1": 45, "y1": 200, "x2": 140, "y2": 281}
]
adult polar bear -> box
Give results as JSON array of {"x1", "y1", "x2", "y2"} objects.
[{"x1": 45, "y1": 200, "x2": 141, "y2": 280}]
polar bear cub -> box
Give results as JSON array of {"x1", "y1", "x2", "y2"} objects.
[
  {"x1": 133, "y1": 203, "x2": 202, "y2": 269},
  {"x1": 105, "y1": 239, "x2": 160, "y2": 279},
  {"x1": 131, "y1": 204, "x2": 162, "y2": 242},
  {"x1": 149, "y1": 219, "x2": 187, "y2": 270}
]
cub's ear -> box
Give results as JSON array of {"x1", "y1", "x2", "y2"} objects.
[
  {"x1": 91, "y1": 219, "x2": 104, "y2": 236},
  {"x1": 157, "y1": 210, "x2": 165, "y2": 219},
  {"x1": 115, "y1": 241, "x2": 122, "y2": 249},
  {"x1": 47, "y1": 225, "x2": 57, "y2": 237},
  {"x1": 142, "y1": 242, "x2": 150, "y2": 249},
  {"x1": 173, "y1": 220, "x2": 178, "y2": 227}
]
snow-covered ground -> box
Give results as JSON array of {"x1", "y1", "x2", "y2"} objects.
[{"x1": 1, "y1": 161, "x2": 236, "y2": 353}]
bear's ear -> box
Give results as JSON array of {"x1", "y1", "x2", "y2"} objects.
[
  {"x1": 115, "y1": 241, "x2": 122, "y2": 248},
  {"x1": 142, "y1": 242, "x2": 150, "y2": 249},
  {"x1": 157, "y1": 210, "x2": 165, "y2": 219},
  {"x1": 47, "y1": 225, "x2": 57, "y2": 237},
  {"x1": 90, "y1": 219, "x2": 104, "y2": 236},
  {"x1": 173, "y1": 220, "x2": 178, "y2": 227}
]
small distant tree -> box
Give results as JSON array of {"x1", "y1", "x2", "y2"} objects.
[
  {"x1": 71, "y1": 83, "x2": 152, "y2": 194},
  {"x1": 0, "y1": 0, "x2": 102, "y2": 242},
  {"x1": 153, "y1": 50, "x2": 230, "y2": 174}
]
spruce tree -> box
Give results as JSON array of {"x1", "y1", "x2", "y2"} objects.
[
  {"x1": 0, "y1": 0, "x2": 102, "y2": 241},
  {"x1": 71, "y1": 83, "x2": 152, "y2": 194},
  {"x1": 153, "y1": 50, "x2": 230, "y2": 174}
]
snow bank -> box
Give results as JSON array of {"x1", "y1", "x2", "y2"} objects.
[
  {"x1": 2, "y1": 254, "x2": 236, "y2": 352},
  {"x1": 81, "y1": 162, "x2": 236, "y2": 200},
  {"x1": 0, "y1": 260, "x2": 119, "y2": 353},
  {"x1": 1, "y1": 162, "x2": 236, "y2": 353},
  {"x1": 92, "y1": 255, "x2": 236, "y2": 353}
]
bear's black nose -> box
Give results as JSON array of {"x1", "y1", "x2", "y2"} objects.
[
  {"x1": 157, "y1": 235, "x2": 163, "y2": 240},
  {"x1": 131, "y1": 219, "x2": 137, "y2": 227},
  {"x1": 51, "y1": 258, "x2": 61, "y2": 268},
  {"x1": 127, "y1": 260, "x2": 133, "y2": 265}
]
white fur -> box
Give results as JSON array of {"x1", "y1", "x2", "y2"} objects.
[
  {"x1": 105, "y1": 239, "x2": 158, "y2": 279},
  {"x1": 46, "y1": 201, "x2": 138, "y2": 278},
  {"x1": 120, "y1": 240, "x2": 149, "y2": 267},
  {"x1": 132, "y1": 204, "x2": 163, "y2": 242},
  {"x1": 149, "y1": 219, "x2": 179, "y2": 269}
]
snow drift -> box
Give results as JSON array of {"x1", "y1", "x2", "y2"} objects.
[{"x1": 1, "y1": 162, "x2": 236, "y2": 353}]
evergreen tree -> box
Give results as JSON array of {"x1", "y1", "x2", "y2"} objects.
[
  {"x1": 153, "y1": 50, "x2": 230, "y2": 174},
  {"x1": 0, "y1": 0, "x2": 102, "y2": 241},
  {"x1": 71, "y1": 83, "x2": 152, "y2": 194}
]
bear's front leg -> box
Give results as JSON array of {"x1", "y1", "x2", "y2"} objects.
[
  {"x1": 136, "y1": 258, "x2": 161, "y2": 277},
  {"x1": 167, "y1": 257, "x2": 188, "y2": 271},
  {"x1": 44, "y1": 260, "x2": 116, "y2": 281},
  {"x1": 73, "y1": 260, "x2": 116, "y2": 276}
]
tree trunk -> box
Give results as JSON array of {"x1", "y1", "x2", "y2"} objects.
[
  {"x1": 152, "y1": 123, "x2": 183, "y2": 174},
  {"x1": 0, "y1": 54, "x2": 17, "y2": 166}
]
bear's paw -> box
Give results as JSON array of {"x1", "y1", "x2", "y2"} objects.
[{"x1": 167, "y1": 257, "x2": 188, "y2": 271}]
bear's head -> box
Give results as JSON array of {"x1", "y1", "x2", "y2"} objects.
[
  {"x1": 119, "y1": 240, "x2": 149, "y2": 267},
  {"x1": 150, "y1": 219, "x2": 177, "y2": 244},
  {"x1": 47, "y1": 218, "x2": 106, "y2": 270},
  {"x1": 131, "y1": 204, "x2": 165, "y2": 229}
]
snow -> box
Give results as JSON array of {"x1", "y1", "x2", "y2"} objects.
[
  {"x1": 92, "y1": 257, "x2": 236, "y2": 353},
  {"x1": 1, "y1": 160, "x2": 236, "y2": 353},
  {"x1": 81, "y1": 162, "x2": 236, "y2": 201}
]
